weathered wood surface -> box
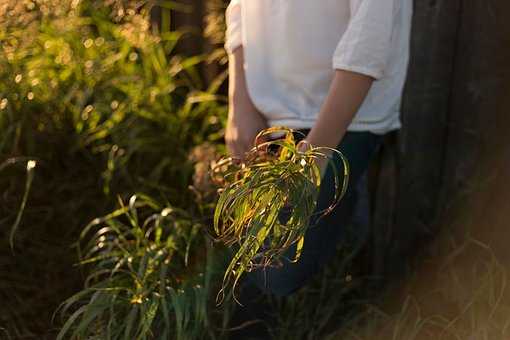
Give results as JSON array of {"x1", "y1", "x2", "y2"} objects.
[
  {"x1": 441, "y1": 0, "x2": 510, "y2": 207},
  {"x1": 370, "y1": 0, "x2": 463, "y2": 275},
  {"x1": 371, "y1": 0, "x2": 510, "y2": 276},
  {"x1": 438, "y1": 0, "x2": 510, "y2": 259}
]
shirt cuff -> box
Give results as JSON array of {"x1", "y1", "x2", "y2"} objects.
[{"x1": 332, "y1": 59, "x2": 383, "y2": 80}]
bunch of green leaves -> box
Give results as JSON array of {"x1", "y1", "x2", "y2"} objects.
[
  {"x1": 213, "y1": 127, "x2": 349, "y2": 301},
  {"x1": 56, "y1": 195, "x2": 217, "y2": 340}
]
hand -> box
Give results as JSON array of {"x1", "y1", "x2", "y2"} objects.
[{"x1": 225, "y1": 94, "x2": 268, "y2": 159}]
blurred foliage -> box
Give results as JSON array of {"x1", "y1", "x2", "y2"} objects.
[
  {"x1": 0, "y1": 0, "x2": 226, "y2": 198},
  {"x1": 0, "y1": 0, "x2": 226, "y2": 337},
  {"x1": 203, "y1": 0, "x2": 228, "y2": 66}
]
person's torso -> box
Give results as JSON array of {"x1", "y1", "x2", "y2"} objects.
[{"x1": 239, "y1": 0, "x2": 413, "y2": 133}]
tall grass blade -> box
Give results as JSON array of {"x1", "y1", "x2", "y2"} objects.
[{"x1": 9, "y1": 160, "x2": 36, "y2": 251}]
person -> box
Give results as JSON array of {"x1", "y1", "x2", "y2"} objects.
[{"x1": 224, "y1": 0, "x2": 413, "y2": 299}]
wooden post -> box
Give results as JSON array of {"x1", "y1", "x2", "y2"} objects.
[
  {"x1": 440, "y1": 0, "x2": 510, "y2": 225},
  {"x1": 370, "y1": 0, "x2": 463, "y2": 276}
]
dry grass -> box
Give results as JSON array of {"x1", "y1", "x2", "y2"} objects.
[
  {"x1": 329, "y1": 240, "x2": 510, "y2": 340},
  {"x1": 327, "y1": 148, "x2": 510, "y2": 340}
]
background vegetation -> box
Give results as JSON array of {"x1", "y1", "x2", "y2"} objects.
[{"x1": 0, "y1": 0, "x2": 227, "y2": 337}]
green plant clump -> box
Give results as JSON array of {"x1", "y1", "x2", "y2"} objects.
[
  {"x1": 0, "y1": 0, "x2": 226, "y2": 336},
  {"x1": 213, "y1": 127, "x2": 349, "y2": 301},
  {"x1": 56, "y1": 195, "x2": 218, "y2": 340}
]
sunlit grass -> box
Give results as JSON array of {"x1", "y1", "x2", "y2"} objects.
[
  {"x1": 7, "y1": 159, "x2": 36, "y2": 250},
  {"x1": 0, "y1": 0, "x2": 226, "y2": 336},
  {"x1": 326, "y1": 238, "x2": 510, "y2": 340}
]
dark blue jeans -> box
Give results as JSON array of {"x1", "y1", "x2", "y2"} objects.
[{"x1": 247, "y1": 131, "x2": 382, "y2": 297}]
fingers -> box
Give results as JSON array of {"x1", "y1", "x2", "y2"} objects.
[{"x1": 296, "y1": 139, "x2": 313, "y2": 153}]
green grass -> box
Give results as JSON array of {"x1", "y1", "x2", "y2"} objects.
[
  {"x1": 55, "y1": 195, "x2": 220, "y2": 340},
  {"x1": 0, "y1": 0, "x2": 226, "y2": 337}
]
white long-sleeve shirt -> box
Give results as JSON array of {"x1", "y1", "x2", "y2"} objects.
[{"x1": 225, "y1": 0, "x2": 413, "y2": 134}]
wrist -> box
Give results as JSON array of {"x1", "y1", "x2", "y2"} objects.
[
  {"x1": 305, "y1": 125, "x2": 346, "y2": 150},
  {"x1": 297, "y1": 139, "x2": 329, "y2": 179}
]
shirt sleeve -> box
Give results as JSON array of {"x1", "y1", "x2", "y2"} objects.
[
  {"x1": 224, "y1": 0, "x2": 242, "y2": 54},
  {"x1": 332, "y1": 0, "x2": 396, "y2": 80}
]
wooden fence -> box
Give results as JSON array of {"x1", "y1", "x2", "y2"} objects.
[
  {"x1": 154, "y1": 0, "x2": 510, "y2": 276},
  {"x1": 371, "y1": 0, "x2": 510, "y2": 275}
]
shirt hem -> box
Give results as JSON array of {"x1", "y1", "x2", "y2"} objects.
[
  {"x1": 332, "y1": 60, "x2": 384, "y2": 80},
  {"x1": 267, "y1": 117, "x2": 401, "y2": 135}
]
